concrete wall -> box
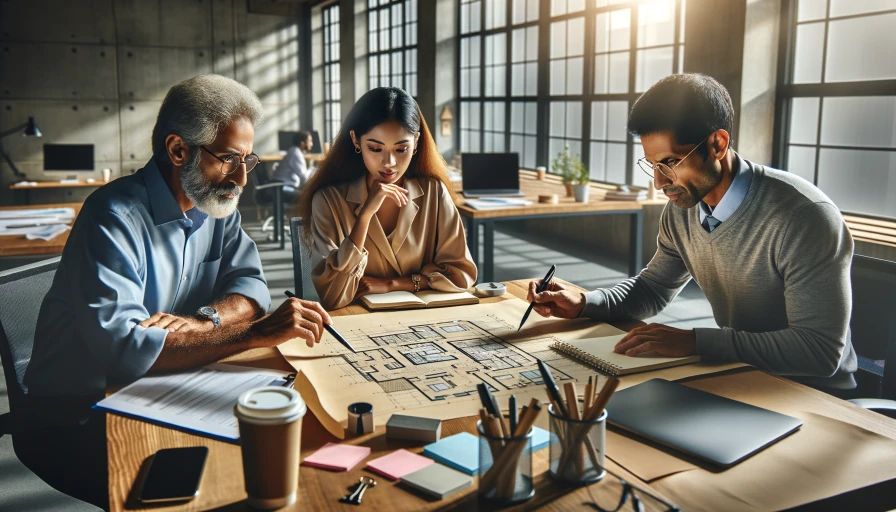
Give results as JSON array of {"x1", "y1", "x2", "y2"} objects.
[{"x1": 0, "y1": 0, "x2": 301, "y2": 206}]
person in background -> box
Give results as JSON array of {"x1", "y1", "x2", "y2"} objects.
[
  {"x1": 272, "y1": 130, "x2": 315, "y2": 201},
  {"x1": 527, "y1": 73, "x2": 856, "y2": 395},
  {"x1": 299, "y1": 87, "x2": 477, "y2": 310},
  {"x1": 19, "y1": 75, "x2": 331, "y2": 508}
]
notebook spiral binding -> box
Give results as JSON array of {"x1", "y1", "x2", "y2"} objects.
[{"x1": 550, "y1": 340, "x2": 623, "y2": 376}]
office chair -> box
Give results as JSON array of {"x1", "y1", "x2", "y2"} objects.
[
  {"x1": 289, "y1": 217, "x2": 319, "y2": 301},
  {"x1": 250, "y1": 161, "x2": 290, "y2": 248},
  {"x1": 847, "y1": 255, "x2": 896, "y2": 418},
  {"x1": 0, "y1": 257, "x2": 60, "y2": 437}
]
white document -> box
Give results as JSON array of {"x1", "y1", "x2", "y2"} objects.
[
  {"x1": 465, "y1": 198, "x2": 532, "y2": 210},
  {"x1": 25, "y1": 224, "x2": 71, "y2": 240},
  {"x1": 94, "y1": 363, "x2": 293, "y2": 442},
  {"x1": 0, "y1": 208, "x2": 76, "y2": 219}
]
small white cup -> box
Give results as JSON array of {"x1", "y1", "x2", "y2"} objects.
[{"x1": 102, "y1": 168, "x2": 111, "y2": 182}]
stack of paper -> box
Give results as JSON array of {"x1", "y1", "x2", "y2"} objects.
[
  {"x1": 25, "y1": 224, "x2": 70, "y2": 240},
  {"x1": 303, "y1": 443, "x2": 371, "y2": 471},
  {"x1": 0, "y1": 208, "x2": 76, "y2": 237},
  {"x1": 604, "y1": 190, "x2": 647, "y2": 201},
  {"x1": 464, "y1": 198, "x2": 532, "y2": 210},
  {"x1": 422, "y1": 428, "x2": 551, "y2": 475},
  {"x1": 400, "y1": 464, "x2": 473, "y2": 499},
  {"x1": 366, "y1": 449, "x2": 433, "y2": 480}
]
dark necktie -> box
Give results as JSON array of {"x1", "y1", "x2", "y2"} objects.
[{"x1": 702, "y1": 215, "x2": 721, "y2": 233}]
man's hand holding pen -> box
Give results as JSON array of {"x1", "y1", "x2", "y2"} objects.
[{"x1": 526, "y1": 280, "x2": 586, "y2": 319}]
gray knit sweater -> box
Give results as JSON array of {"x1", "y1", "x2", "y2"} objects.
[{"x1": 582, "y1": 161, "x2": 857, "y2": 388}]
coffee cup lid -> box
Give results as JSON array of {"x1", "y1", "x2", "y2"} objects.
[{"x1": 236, "y1": 386, "x2": 307, "y2": 423}]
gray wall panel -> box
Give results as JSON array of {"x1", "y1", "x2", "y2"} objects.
[
  {"x1": 237, "y1": 44, "x2": 299, "y2": 105},
  {"x1": 118, "y1": 46, "x2": 212, "y2": 100},
  {"x1": 255, "y1": 103, "x2": 300, "y2": 156},
  {"x1": 113, "y1": 0, "x2": 212, "y2": 48},
  {"x1": 211, "y1": 0, "x2": 237, "y2": 47},
  {"x1": 236, "y1": 9, "x2": 299, "y2": 48},
  {"x1": 0, "y1": 100, "x2": 120, "y2": 162},
  {"x1": 0, "y1": 43, "x2": 117, "y2": 100},
  {"x1": 0, "y1": 0, "x2": 116, "y2": 44},
  {"x1": 118, "y1": 101, "x2": 159, "y2": 163}
]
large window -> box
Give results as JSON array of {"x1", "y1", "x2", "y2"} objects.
[
  {"x1": 368, "y1": 0, "x2": 418, "y2": 96},
  {"x1": 459, "y1": 0, "x2": 540, "y2": 168},
  {"x1": 323, "y1": 4, "x2": 341, "y2": 144},
  {"x1": 776, "y1": 0, "x2": 896, "y2": 218},
  {"x1": 458, "y1": 0, "x2": 685, "y2": 186}
]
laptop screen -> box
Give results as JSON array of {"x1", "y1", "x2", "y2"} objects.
[{"x1": 462, "y1": 153, "x2": 520, "y2": 191}]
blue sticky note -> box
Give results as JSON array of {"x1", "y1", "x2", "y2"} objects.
[{"x1": 423, "y1": 427, "x2": 551, "y2": 475}]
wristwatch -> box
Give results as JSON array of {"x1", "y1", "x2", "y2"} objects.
[
  {"x1": 197, "y1": 306, "x2": 221, "y2": 327},
  {"x1": 412, "y1": 274, "x2": 421, "y2": 293}
]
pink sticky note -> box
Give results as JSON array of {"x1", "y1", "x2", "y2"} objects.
[
  {"x1": 302, "y1": 442, "x2": 371, "y2": 471},
  {"x1": 366, "y1": 449, "x2": 434, "y2": 480}
]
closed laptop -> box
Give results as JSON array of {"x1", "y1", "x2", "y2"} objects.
[{"x1": 606, "y1": 379, "x2": 803, "y2": 468}]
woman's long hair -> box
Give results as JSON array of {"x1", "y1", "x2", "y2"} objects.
[{"x1": 298, "y1": 87, "x2": 452, "y2": 245}]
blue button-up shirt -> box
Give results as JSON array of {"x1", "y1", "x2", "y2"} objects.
[
  {"x1": 25, "y1": 159, "x2": 270, "y2": 397},
  {"x1": 699, "y1": 152, "x2": 753, "y2": 224}
]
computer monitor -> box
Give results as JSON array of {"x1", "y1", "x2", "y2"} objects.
[
  {"x1": 278, "y1": 130, "x2": 322, "y2": 153},
  {"x1": 43, "y1": 144, "x2": 94, "y2": 171},
  {"x1": 461, "y1": 153, "x2": 521, "y2": 196}
]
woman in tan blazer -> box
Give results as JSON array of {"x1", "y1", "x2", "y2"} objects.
[{"x1": 299, "y1": 87, "x2": 477, "y2": 310}]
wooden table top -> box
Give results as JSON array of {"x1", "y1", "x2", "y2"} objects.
[
  {"x1": 9, "y1": 180, "x2": 106, "y2": 189},
  {"x1": 105, "y1": 279, "x2": 896, "y2": 511},
  {"x1": 453, "y1": 170, "x2": 646, "y2": 219},
  {"x1": 0, "y1": 202, "x2": 80, "y2": 257}
]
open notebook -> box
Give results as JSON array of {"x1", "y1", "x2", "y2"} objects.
[
  {"x1": 550, "y1": 334, "x2": 700, "y2": 376},
  {"x1": 360, "y1": 290, "x2": 480, "y2": 311}
]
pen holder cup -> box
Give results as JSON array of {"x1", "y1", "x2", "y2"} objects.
[
  {"x1": 548, "y1": 404, "x2": 607, "y2": 485},
  {"x1": 477, "y1": 420, "x2": 535, "y2": 504}
]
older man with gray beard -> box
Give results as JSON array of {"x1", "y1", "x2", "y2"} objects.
[{"x1": 17, "y1": 75, "x2": 330, "y2": 507}]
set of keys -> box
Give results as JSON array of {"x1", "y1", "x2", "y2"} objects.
[{"x1": 339, "y1": 476, "x2": 377, "y2": 505}]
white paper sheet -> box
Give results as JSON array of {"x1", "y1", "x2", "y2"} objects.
[{"x1": 94, "y1": 363, "x2": 293, "y2": 442}]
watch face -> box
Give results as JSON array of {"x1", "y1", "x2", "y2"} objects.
[{"x1": 199, "y1": 306, "x2": 216, "y2": 316}]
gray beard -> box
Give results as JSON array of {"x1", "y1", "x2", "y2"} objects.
[{"x1": 180, "y1": 153, "x2": 242, "y2": 219}]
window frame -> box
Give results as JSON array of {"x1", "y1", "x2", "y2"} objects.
[
  {"x1": 322, "y1": 3, "x2": 341, "y2": 144},
  {"x1": 457, "y1": 0, "x2": 685, "y2": 188},
  {"x1": 772, "y1": 0, "x2": 896, "y2": 220},
  {"x1": 368, "y1": 0, "x2": 419, "y2": 96}
]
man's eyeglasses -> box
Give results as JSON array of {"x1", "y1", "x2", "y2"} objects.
[
  {"x1": 585, "y1": 465, "x2": 680, "y2": 512},
  {"x1": 636, "y1": 138, "x2": 706, "y2": 183},
  {"x1": 200, "y1": 146, "x2": 259, "y2": 175}
]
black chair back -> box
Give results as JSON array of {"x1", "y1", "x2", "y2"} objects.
[
  {"x1": 850, "y1": 255, "x2": 896, "y2": 399},
  {"x1": 289, "y1": 217, "x2": 319, "y2": 301},
  {"x1": 0, "y1": 257, "x2": 59, "y2": 413},
  {"x1": 252, "y1": 162, "x2": 276, "y2": 205}
]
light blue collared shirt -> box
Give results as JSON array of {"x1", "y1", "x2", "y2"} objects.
[
  {"x1": 699, "y1": 152, "x2": 753, "y2": 224},
  {"x1": 25, "y1": 159, "x2": 270, "y2": 397}
]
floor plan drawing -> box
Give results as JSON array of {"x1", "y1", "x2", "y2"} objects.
[{"x1": 280, "y1": 301, "x2": 627, "y2": 434}]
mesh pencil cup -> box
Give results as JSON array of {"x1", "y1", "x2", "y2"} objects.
[
  {"x1": 548, "y1": 404, "x2": 607, "y2": 484},
  {"x1": 476, "y1": 420, "x2": 535, "y2": 503}
]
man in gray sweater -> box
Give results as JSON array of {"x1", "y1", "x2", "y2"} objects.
[{"x1": 529, "y1": 73, "x2": 857, "y2": 393}]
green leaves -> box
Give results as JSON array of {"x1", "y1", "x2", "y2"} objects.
[{"x1": 552, "y1": 144, "x2": 589, "y2": 185}]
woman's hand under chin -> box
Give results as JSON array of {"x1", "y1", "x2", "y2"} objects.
[{"x1": 356, "y1": 276, "x2": 394, "y2": 297}]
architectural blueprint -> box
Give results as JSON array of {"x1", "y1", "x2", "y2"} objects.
[{"x1": 279, "y1": 299, "x2": 626, "y2": 437}]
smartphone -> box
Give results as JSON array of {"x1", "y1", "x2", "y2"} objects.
[{"x1": 138, "y1": 446, "x2": 209, "y2": 503}]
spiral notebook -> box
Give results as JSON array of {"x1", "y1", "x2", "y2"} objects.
[{"x1": 550, "y1": 334, "x2": 701, "y2": 376}]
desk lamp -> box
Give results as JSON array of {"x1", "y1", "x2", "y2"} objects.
[{"x1": 0, "y1": 116, "x2": 42, "y2": 179}]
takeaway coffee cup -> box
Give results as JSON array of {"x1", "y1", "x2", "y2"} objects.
[{"x1": 235, "y1": 386, "x2": 307, "y2": 509}]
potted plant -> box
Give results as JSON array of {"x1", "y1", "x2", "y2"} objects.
[{"x1": 552, "y1": 145, "x2": 589, "y2": 200}]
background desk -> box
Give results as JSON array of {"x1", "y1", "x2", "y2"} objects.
[
  {"x1": 0, "y1": 202, "x2": 80, "y2": 257},
  {"x1": 455, "y1": 170, "x2": 644, "y2": 281},
  {"x1": 9, "y1": 180, "x2": 104, "y2": 205},
  {"x1": 105, "y1": 279, "x2": 896, "y2": 511},
  {"x1": 258, "y1": 152, "x2": 325, "y2": 164}
]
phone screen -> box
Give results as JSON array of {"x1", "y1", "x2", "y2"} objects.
[{"x1": 138, "y1": 447, "x2": 209, "y2": 503}]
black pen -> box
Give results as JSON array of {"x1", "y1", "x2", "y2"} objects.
[
  {"x1": 518, "y1": 264, "x2": 556, "y2": 331},
  {"x1": 284, "y1": 290, "x2": 356, "y2": 353},
  {"x1": 537, "y1": 359, "x2": 568, "y2": 417}
]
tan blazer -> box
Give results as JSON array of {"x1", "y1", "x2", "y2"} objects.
[{"x1": 310, "y1": 175, "x2": 477, "y2": 310}]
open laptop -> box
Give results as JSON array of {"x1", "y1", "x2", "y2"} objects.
[
  {"x1": 461, "y1": 153, "x2": 524, "y2": 198},
  {"x1": 606, "y1": 379, "x2": 803, "y2": 468}
]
